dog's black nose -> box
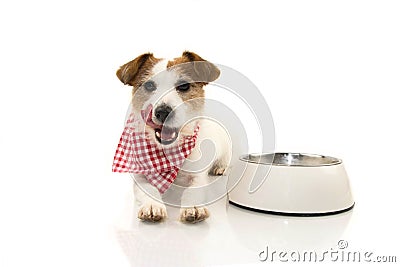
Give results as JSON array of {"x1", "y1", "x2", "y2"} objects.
[{"x1": 154, "y1": 105, "x2": 172, "y2": 123}]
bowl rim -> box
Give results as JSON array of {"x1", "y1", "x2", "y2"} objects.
[{"x1": 239, "y1": 152, "x2": 342, "y2": 167}]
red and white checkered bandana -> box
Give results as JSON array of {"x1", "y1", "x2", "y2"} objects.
[{"x1": 112, "y1": 113, "x2": 199, "y2": 194}]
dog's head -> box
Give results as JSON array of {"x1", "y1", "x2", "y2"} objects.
[{"x1": 116, "y1": 51, "x2": 220, "y2": 146}]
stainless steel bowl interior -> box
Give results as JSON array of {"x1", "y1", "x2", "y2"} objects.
[{"x1": 240, "y1": 153, "x2": 342, "y2": 167}]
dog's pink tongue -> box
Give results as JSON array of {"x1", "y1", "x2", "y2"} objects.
[{"x1": 141, "y1": 104, "x2": 153, "y2": 122}]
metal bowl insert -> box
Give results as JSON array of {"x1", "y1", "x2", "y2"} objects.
[{"x1": 240, "y1": 152, "x2": 342, "y2": 167}]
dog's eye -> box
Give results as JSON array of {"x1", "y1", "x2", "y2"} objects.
[
  {"x1": 143, "y1": 81, "x2": 157, "y2": 91},
  {"x1": 176, "y1": 82, "x2": 190, "y2": 92}
]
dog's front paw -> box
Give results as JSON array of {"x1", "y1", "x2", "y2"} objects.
[
  {"x1": 138, "y1": 202, "x2": 167, "y2": 222},
  {"x1": 209, "y1": 165, "x2": 227, "y2": 176},
  {"x1": 180, "y1": 207, "x2": 209, "y2": 224}
]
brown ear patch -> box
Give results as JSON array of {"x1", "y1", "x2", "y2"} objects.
[
  {"x1": 116, "y1": 53, "x2": 161, "y2": 87},
  {"x1": 167, "y1": 51, "x2": 220, "y2": 83}
]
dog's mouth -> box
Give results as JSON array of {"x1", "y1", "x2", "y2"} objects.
[
  {"x1": 154, "y1": 127, "x2": 178, "y2": 145},
  {"x1": 141, "y1": 105, "x2": 179, "y2": 145}
]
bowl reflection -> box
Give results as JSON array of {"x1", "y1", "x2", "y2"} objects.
[{"x1": 227, "y1": 203, "x2": 353, "y2": 252}]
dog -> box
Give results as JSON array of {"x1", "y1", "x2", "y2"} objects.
[{"x1": 114, "y1": 51, "x2": 232, "y2": 223}]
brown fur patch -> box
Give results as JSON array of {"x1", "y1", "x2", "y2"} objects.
[
  {"x1": 167, "y1": 51, "x2": 220, "y2": 84},
  {"x1": 166, "y1": 51, "x2": 202, "y2": 68},
  {"x1": 116, "y1": 53, "x2": 161, "y2": 88},
  {"x1": 178, "y1": 83, "x2": 205, "y2": 103}
]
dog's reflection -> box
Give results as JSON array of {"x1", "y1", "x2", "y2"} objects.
[{"x1": 115, "y1": 204, "x2": 210, "y2": 267}]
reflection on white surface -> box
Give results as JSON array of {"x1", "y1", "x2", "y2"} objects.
[
  {"x1": 116, "y1": 224, "x2": 208, "y2": 267},
  {"x1": 115, "y1": 194, "x2": 352, "y2": 267},
  {"x1": 226, "y1": 204, "x2": 353, "y2": 252}
]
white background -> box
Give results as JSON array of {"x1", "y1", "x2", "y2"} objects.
[{"x1": 0, "y1": 0, "x2": 399, "y2": 266}]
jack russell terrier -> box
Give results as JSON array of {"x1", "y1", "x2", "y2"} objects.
[{"x1": 113, "y1": 52, "x2": 232, "y2": 223}]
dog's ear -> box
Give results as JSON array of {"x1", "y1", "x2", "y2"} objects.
[
  {"x1": 181, "y1": 51, "x2": 220, "y2": 83},
  {"x1": 116, "y1": 53, "x2": 157, "y2": 86}
]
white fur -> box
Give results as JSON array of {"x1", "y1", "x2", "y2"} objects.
[
  {"x1": 151, "y1": 59, "x2": 168, "y2": 74},
  {"x1": 143, "y1": 61, "x2": 189, "y2": 128}
]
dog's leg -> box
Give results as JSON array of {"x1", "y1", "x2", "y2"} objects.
[
  {"x1": 178, "y1": 173, "x2": 210, "y2": 224},
  {"x1": 133, "y1": 175, "x2": 167, "y2": 222}
]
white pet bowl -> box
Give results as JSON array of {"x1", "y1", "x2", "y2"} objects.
[{"x1": 228, "y1": 152, "x2": 354, "y2": 216}]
